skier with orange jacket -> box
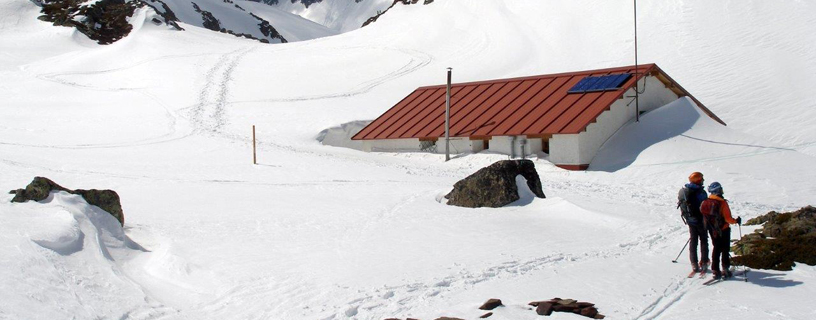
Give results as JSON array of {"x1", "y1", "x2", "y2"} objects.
[{"x1": 700, "y1": 182, "x2": 742, "y2": 280}]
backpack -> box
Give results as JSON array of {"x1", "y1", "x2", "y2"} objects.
[
  {"x1": 677, "y1": 187, "x2": 698, "y2": 225},
  {"x1": 700, "y1": 198, "x2": 725, "y2": 238}
]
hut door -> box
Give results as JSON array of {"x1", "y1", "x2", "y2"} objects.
[{"x1": 542, "y1": 135, "x2": 551, "y2": 154}]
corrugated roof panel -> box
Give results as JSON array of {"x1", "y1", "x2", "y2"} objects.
[
  {"x1": 505, "y1": 75, "x2": 582, "y2": 135},
  {"x1": 467, "y1": 79, "x2": 539, "y2": 136},
  {"x1": 421, "y1": 82, "x2": 507, "y2": 138},
  {"x1": 404, "y1": 85, "x2": 479, "y2": 138},
  {"x1": 354, "y1": 89, "x2": 426, "y2": 140},
  {"x1": 474, "y1": 78, "x2": 551, "y2": 136},
  {"x1": 352, "y1": 64, "x2": 724, "y2": 141},
  {"x1": 393, "y1": 86, "x2": 465, "y2": 138},
  {"x1": 541, "y1": 90, "x2": 606, "y2": 133},
  {"x1": 367, "y1": 89, "x2": 440, "y2": 139},
  {"x1": 451, "y1": 81, "x2": 523, "y2": 136},
  {"x1": 489, "y1": 76, "x2": 566, "y2": 136}
]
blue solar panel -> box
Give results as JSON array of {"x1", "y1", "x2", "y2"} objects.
[{"x1": 567, "y1": 73, "x2": 632, "y2": 93}]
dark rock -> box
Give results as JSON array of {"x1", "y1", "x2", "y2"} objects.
[
  {"x1": 576, "y1": 302, "x2": 595, "y2": 308},
  {"x1": 10, "y1": 177, "x2": 70, "y2": 202},
  {"x1": 37, "y1": 0, "x2": 148, "y2": 44},
  {"x1": 552, "y1": 303, "x2": 577, "y2": 312},
  {"x1": 535, "y1": 302, "x2": 554, "y2": 316},
  {"x1": 362, "y1": 0, "x2": 433, "y2": 28},
  {"x1": 479, "y1": 312, "x2": 492, "y2": 318},
  {"x1": 594, "y1": 315, "x2": 605, "y2": 319},
  {"x1": 142, "y1": 0, "x2": 185, "y2": 31},
  {"x1": 191, "y1": 2, "x2": 221, "y2": 31},
  {"x1": 478, "y1": 298, "x2": 503, "y2": 310},
  {"x1": 445, "y1": 160, "x2": 545, "y2": 208},
  {"x1": 731, "y1": 206, "x2": 816, "y2": 270},
  {"x1": 580, "y1": 307, "x2": 598, "y2": 318},
  {"x1": 249, "y1": 12, "x2": 287, "y2": 43},
  {"x1": 10, "y1": 177, "x2": 125, "y2": 226},
  {"x1": 73, "y1": 189, "x2": 125, "y2": 226}
]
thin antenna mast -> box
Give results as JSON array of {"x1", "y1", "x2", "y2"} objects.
[{"x1": 445, "y1": 67, "x2": 452, "y2": 162}]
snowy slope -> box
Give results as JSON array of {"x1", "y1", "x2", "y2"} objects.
[
  {"x1": 153, "y1": 0, "x2": 337, "y2": 43},
  {"x1": 1, "y1": 0, "x2": 816, "y2": 319},
  {"x1": 256, "y1": 0, "x2": 393, "y2": 32}
]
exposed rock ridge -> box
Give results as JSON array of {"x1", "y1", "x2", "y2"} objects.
[
  {"x1": 9, "y1": 177, "x2": 126, "y2": 226},
  {"x1": 732, "y1": 205, "x2": 816, "y2": 270},
  {"x1": 362, "y1": 0, "x2": 434, "y2": 28}
]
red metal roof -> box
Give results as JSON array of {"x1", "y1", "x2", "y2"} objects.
[{"x1": 352, "y1": 64, "x2": 724, "y2": 141}]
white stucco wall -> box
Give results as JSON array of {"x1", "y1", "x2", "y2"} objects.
[
  {"x1": 488, "y1": 136, "x2": 542, "y2": 158},
  {"x1": 549, "y1": 75, "x2": 680, "y2": 166},
  {"x1": 363, "y1": 137, "x2": 484, "y2": 154}
]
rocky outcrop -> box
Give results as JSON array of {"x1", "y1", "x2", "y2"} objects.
[
  {"x1": 732, "y1": 206, "x2": 816, "y2": 270},
  {"x1": 39, "y1": 0, "x2": 141, "y2": 44},
  {"x1": 445, "y1": 160, "x2": 545, "y2": 208},
  {"x1": 361, "y1": 0, "x2": 434, "y2": 28},
  {"x1": 191, "y1": 1, "x2": 222, "y2": 31},
  {"x1": 250, "y1": 0, "x2": 327, "y2": 8},
  {"x1": 37, "y1": 0, "x2": 183, "y2": 44},
  {"x1": 478, "y1": 298, "x2": 503, "y2": 310},
  {"x1": 9, "y1": 177, "x2": 125, "y2": 226},
  {"x1": 143, "y1": 0, "x2": 185, "y2": 30},
  {"x1": 529, "y1": 298, "x2": 604, "y2": 319},
  {"x1": 250, "y1": 12, "x2": 287, "y2": 43}
]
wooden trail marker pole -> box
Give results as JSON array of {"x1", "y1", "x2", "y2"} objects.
[{"x1": 252, "y1": 125, "x2": 257, "y2": 165}]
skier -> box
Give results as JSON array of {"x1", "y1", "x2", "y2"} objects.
[
  {"x1": 677, "y1": 172, "x2": 710, "y2": 274},
  {"x1": 701, "y1": 182, "x2": 741, "y2": 280}
]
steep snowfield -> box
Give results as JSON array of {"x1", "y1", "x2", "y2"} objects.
[
  {"x1": 261, "y1": 0, "x2": 394, "y2": 32},
  {"x1": 154, "y1": 0, "x2": 338, "y2": 42},
  {"x1": 1, "y1": 0, "x2": 815, "y2": 319}
]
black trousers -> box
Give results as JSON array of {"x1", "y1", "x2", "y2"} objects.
[
  {"x1": 689, "y1": 223, "x2": 709, "y2": 265},
  {"x1": 711, "y1": 228, "x2": 732, "y2": 273}
]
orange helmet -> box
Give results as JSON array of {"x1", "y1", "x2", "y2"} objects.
[{"x1": 689, "y1": 172, "x2": 704, "y2": 184}]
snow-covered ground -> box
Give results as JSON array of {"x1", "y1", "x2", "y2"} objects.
[{"x1": 1, "y1": 0, "x2": 815, "y2": 319}]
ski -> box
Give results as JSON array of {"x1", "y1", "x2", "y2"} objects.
[
  {"x1": 687, "y1": 270, "x2": 698, "y2": 278},
  {"x1": 698, "y1": 262, "x2": 709, "y2": 278},
  {"x1": 703, "y1": 270, "x2": 747, "y2": 286}
]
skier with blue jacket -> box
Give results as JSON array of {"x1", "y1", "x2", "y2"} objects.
[{"x1": 678, "y1": 172, "x2": 710, "y2": 273}]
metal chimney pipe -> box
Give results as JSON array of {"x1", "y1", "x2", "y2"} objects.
[
  {"x1": 445, "y1": 67, "x2": 452, "y2": 162},
  {"x1": 634, "y1": 0, "x2": 640, "y2": 122}
]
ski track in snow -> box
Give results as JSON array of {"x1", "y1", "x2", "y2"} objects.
[
  {"x1": 229, "y1": 46, "x2": 433, "y2": 104},
  {"x1": 190, "y1": 47, "x2": 246, "y2": 135},
  {"x1": 0, "y1": 53, "x2": 226, "y2": 150}
]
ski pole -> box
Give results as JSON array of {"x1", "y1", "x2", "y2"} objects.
[
  {"x1": 738, "y1": 223, "x2": 748, "y2": 282},
  {"x1": 672, "y1": 238, "x2": 690, "y2": 263}
]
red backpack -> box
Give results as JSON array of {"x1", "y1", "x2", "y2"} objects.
[{"x1": 700, "y1": 199, "x2": 725, "y2": 238}]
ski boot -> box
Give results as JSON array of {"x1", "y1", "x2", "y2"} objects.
[{"x1": 700, "y1": 260, "x2": 710, "y2": 272}]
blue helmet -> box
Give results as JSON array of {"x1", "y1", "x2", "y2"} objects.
[{"x1": 708, "y1": 182, "x2": 724, "y2": 195}]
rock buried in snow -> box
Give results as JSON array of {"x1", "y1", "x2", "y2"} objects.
[
  {"x1": 479, "y1": 312, "x2": 493, "y2": 318},
  {"x1": 529, "y1": 298, "x2": 605, "y2": 319},
  {"x1": 479, "y1": 298, "x2": 503, "y2": 310},
  {"x1": 10, "y1": 177, "x2": 125, "y2": 226},
  {"x1": 535, "y1": 302, "x2": 554, "y2": 315},
  {"x1": 445, "y1": 159, "x2": 545, "y2": 208}
]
